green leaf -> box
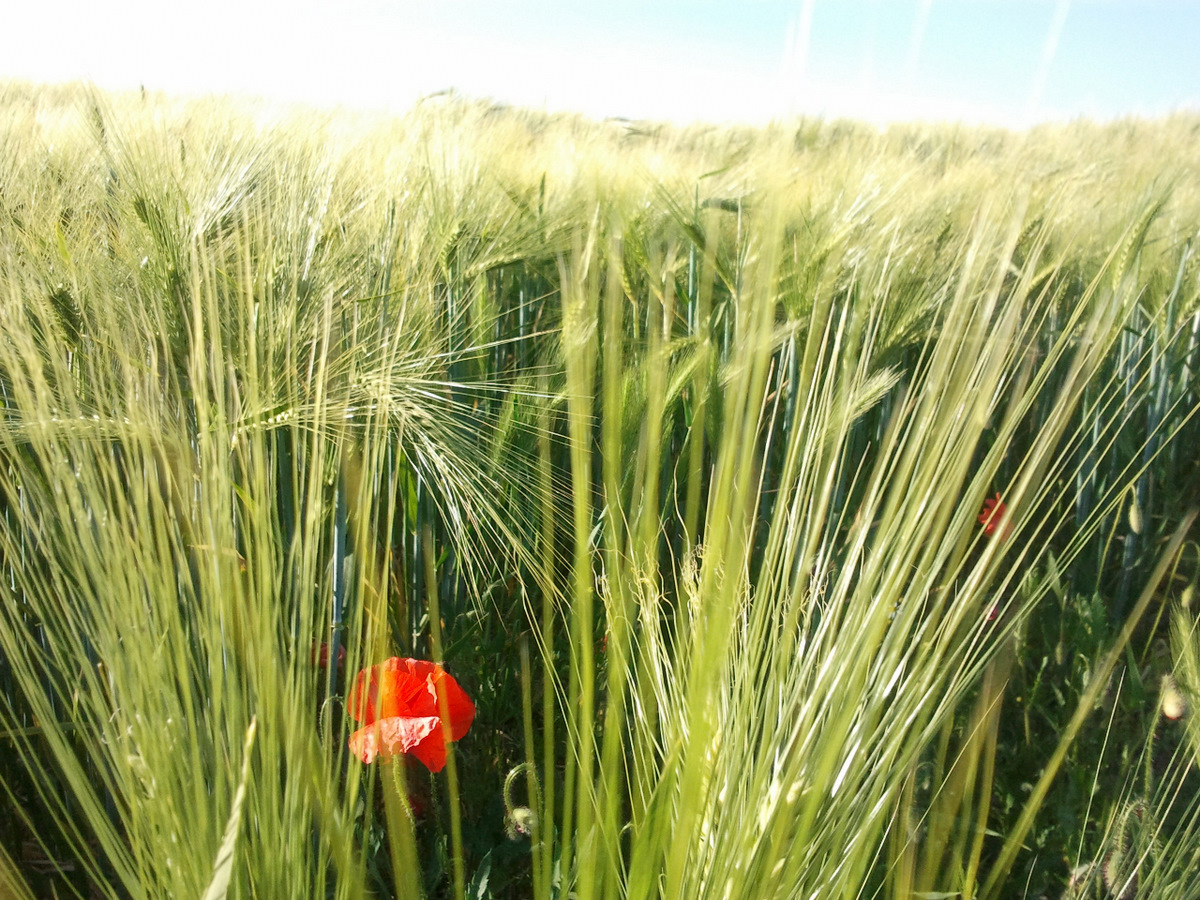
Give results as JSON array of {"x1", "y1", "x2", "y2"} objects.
[{"x1": 467, "y1": 849, "x2": 493, "y2": 900}]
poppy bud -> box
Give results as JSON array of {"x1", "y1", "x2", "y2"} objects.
[
  {"x1": 506, "y1": 806, "x2": 537, "y2": 840},
  {"x1": 1161, "y1": 674, "x2": 1186, "y2": 720}
]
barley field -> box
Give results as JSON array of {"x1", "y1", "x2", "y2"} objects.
[{"x1": 1, "y1": 81, "x2": 1199, "y2": 900}]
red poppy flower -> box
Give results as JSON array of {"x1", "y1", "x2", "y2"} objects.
[
  {"x1": 346, "y1": 657, "x2": 475, "y2": 771},
  {"x1": 311, "y1": 642, "x2": 346, "y2": 670},
  {"x1": 978, "y1": 492, "x2": 1010, "y2": 539}
]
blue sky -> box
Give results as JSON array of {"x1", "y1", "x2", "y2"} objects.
[{"x1": 3, "y1": 1, "x2": 1198, "y2": 127}]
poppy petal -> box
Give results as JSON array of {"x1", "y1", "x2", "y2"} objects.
[
  {"x1": 407, "y1": 727, "x2": 450, "y2": 772},
  {"x1": 348, "y1": 716, "x2": 441, "y2": 765},
  {"x1": 425, "y1": 668, "x2": 476, "y2": 741},
  {"x1": 349, "y1": 657, "x2": 438, "y2": 724}
]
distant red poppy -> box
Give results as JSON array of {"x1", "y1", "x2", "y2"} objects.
[
  {"x1": 311, "y1": 642, "x2": 346, "y2": 670},
  {"x1": 347, "y1": 657, "x2": 475, "y2": 771},
  {"x1": 978, "y1": 493, "x2": 1010, "y2": 539}
]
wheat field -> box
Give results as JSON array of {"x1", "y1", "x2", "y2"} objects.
[{"x1": 1, "y1": 81, "x2": 1199, "y2": 900}]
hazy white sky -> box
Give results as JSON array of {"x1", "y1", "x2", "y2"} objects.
[{"x1": 3, "y1": 1, "x2": 1198, "y2": 127}]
